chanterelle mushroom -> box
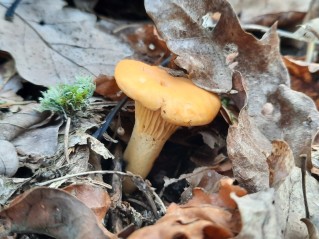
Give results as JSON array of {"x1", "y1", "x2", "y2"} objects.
[{"x1": 114, "y1": 59, "x2": 221, "y2": 192}]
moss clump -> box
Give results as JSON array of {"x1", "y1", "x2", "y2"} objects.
[{"x1": 39, "y1": 76, "x2": 95, "y2": 117}]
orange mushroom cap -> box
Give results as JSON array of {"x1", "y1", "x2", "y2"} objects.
[{"x1": 115, "y1": 59, "x2": 220, "y2": 126}]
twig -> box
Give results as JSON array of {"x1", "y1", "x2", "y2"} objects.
[
  {"x1": 0, "y1": 100, "x2": 36, "y2": 108},
  {"x1": 306, "y1": 42, "x2": 316, "y2": 63},
  {"x1": 4, "y1": 0, "x2": 22, "y2": 21},
  {"x1": 64, "y1": 117, "x2": 71, "y2": 164},
  {"x1": 92, "y1": 97, "x2": 128, "y2": 140},
  {"x1": 36, "y1": 170, "x2": 129, "y2": 186},
  {"x1": 153, "y1": 190, "x2": 167, "y2": 214},
  {"x1": 301, "y1": 154, "x2": 310, "y2": 219},
  {"x1": 242, "y1": 24, "x2": 319, "y2": 44}
]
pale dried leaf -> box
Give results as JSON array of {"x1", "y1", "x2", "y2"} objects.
[
  {"x1": 0, "y1": 177, "x2": 29, "y2": 205},
  {"x1": 12, "y1": 122, "x2": 61, "y2": 159},
  {"x1": 0, "y1": 103, "x2": 49, "y2": 141},
  {"x1": 0, "y1": 140, "x2": 19, "y2": 177},
  {"x1": 228, "y1": 0, "x2": 311, "y2": 23},
  {"x1": 275, "y1": 167, "x2": 319, "y2": 238},
  {"x1": 232, "y1": 189, "x2": 281, "y2": 239},
  {"x1": 0, "y1": 0, "x2": 132, "y2": 87},
  {"x1": 227, "y1": 106, "x2": 272, "y2": 192}
]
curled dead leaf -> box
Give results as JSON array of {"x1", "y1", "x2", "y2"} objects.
[
  {"x1": 0, "y1": 187, "x2": 115, "y2": 239},
  {"x1": 267, "y1": 140, "x2": 295, "y2": 188},
  {"x1": 0, "y1": 140, "x2": 19, "y2": 177},
  {"x1": 94, "y1": 75, "x2": 123, "y2": 101},
  {"x1": 301, "y1": 218, "x2": 319, "y2": 239},
  {"x1": 63, "y1": 183, "x2": 111, "y2": 222},
  {"x1": 129, "y1": 178, "x2": 246, "y2": 239}
]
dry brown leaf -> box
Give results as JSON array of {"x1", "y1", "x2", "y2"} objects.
[
  {"x1": 270, "y1": 85, "x2": 319, "y2": 168},
  {"x1": 283, "y1": 56, "x2": 319, "y2": 109},
  {"x1": 94, "y1": 75, "x2": 123, "y2": 101},
  {"x1": 122, "y1": 24, "x2": 171, "y2": 64},
  {"x1": 145, "y1": 0, "x2": 289, "y2": 94},
  {"x1": 0, "y1": 0, "x2": 132, "y2": 86},
  {"x1": 187, "y1": 178, "x2": 247, "y2": 210},
  {"x1": 301, "y1": 218, "x2": 319, "y2": 239},
  {"x1": 0, "y1": 187, "x2": 115, "y2": 239},
  {"x1": 128, "y1": 186, "x2": 244, "y2": 239},
  {"x1": 145, "y1": 0, "x2": 239, "y2": 93},
  {"x1": 267, "y1": 140, "x2": 295, "y2": 188},
  {"x1": 0, "y1": 103, "x2": 50, "y2": 141},
  {"x1": 184, "y1": 168, "x2": 224, "y2": 195},
  {"x1": 228, "y1": 0, "x2": 310, "y2": 26},
  {"x1": 63, "y1": 183, "x2": 111, "y2": 222},
  {"x1": 227, "y1": 105, "x2": 272, "y2": 192}
]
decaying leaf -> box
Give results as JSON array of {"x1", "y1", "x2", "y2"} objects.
[
  {"x1": 122, "y1": 24, "x2": 171, "y2": 64},
  {"x1": 228, "y1": 0, "x2": 311, "y2": 26},
  {"x1": 63, "y1": 183, "x2": 111, "y2": 221},
  {"x1": 227, "y1": 106, "x2": 272, "y2": 192},
  {"x1": 0, "y1": 0, "x2": 132, "y2": 86},
  {"x1": 232, "y1": 189, "x2": 281, "y2": 239},
  {"x1": 267, "y1": 140, "x2": 295, "y2": 188},
  {"x1": 0, "y1": 103, "x2": 50, "y2": 141},
  {"x1": 187, "y1": 178, "x2": 247, "y2": 210},
  {"x1": 184, "y1": 168, "x2": 224, "y2": 196},
  {"x1": 128, "y1": 183, "x2": 245, "y2": 239},
  {"x1": 301, "y1": 218, "x2": 319, "y2": 239},
  {"x1": 283, "y1": 56, "x2": 319, "y2": 109},
  {"x1": 0, "y1": 187, "x2": 115, "y2": 239},
  {"x1": 145, "y1": 0, "x2": 289, "y2": 94},
  {"x1": 145, "y1": 0, "x2": 239, "y2": 92},
  {"x1": 0, "y1": 176, "x2": 30, "y2": 206},
  {"x1": 12, "y1": 120, "x2": 62, "y2": 159},
  {"x1": 0, "y1": 140, "x2": 19, "y2": 177},
  {"x1": 69, "y1": 132, "x2": 114, "y2": 160},
  {"x1": 94, "y1": 75, "x2": 123, "y2": 101},
  {"x1": 275, "y1": 167, "x2": 319, "y2": 238},
  {"x1": 270, "y1": 85, "x2": 319, "y2": 168}
]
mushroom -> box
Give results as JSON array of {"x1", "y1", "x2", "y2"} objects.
[{"x1": 114, "y1": 59, "x2": 221, "y2": 192}]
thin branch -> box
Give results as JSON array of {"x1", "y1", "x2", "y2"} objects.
[
  {"x1": 301, "y1": 154, "x2": 310, "y2": 219},
  {"x1": 36, "y1": 170, "x2": 129, "y2": 186},
  {"x1": 64, "y1": 117, "x2": 71, "y2": 164}
]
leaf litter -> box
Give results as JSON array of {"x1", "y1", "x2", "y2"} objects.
[{"x1": 1, "y1": 0, "x2": 319, "y2": 238}]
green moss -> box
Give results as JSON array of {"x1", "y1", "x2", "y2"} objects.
[{"x1": 39, "y1": 76, "x2": 95, "y2": 117}]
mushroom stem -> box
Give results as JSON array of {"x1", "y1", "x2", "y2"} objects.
[{"x1": 123, "y1": 101, "x2": 178, "y2": 192}]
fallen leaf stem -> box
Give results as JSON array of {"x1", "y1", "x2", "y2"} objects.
[{"x1": 301, "y1": 154, "x2": 310, "y2": 219}]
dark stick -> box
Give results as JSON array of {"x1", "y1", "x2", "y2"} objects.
[
  {"x1": 5, "y1": 0, "x2": 22, "y2": 21},
  {"x1": 92, "y1": 96, "x2": 128, "y2": 140},
  {"x1": 301, "y1": 154, "x2": 310, "y2": 219}
]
